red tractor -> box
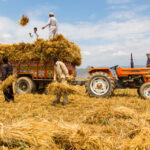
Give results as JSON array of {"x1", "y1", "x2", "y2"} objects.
[{"x1": 85, "y1": 54, "x2": 150, "y2": 100}]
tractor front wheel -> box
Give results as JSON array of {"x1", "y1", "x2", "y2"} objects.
[
  {"x1": 85, "y1": 72, "x2": 115, "y2": 98},
  {"x1": 139, "y1": 82, "x2": 150, "y2": 100}
]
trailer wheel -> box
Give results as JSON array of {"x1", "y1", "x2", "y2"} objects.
[
  {"x1": 137, "y1": 88, "x2": 140, "y2": 96},
  {"x1": 85, "y1": 72, "x2": 115, "y2": 98},
  {"x1": 139, "y1": 82, "x2": 150, "y2": 100},
  {"x1": 15, "y1": 77, "x2": 36, "y2": 94}
]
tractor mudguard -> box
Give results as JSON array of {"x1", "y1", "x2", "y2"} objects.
[
  {"x1": 143, "y1": 74, "x2": 150, "y2": 82},
  {"x1": 88, "y1": 68, "x2": 114, "y2": 79}
]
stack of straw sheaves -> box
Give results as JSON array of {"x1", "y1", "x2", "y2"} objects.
[
  {"x1": 0, "y1": 34, "x2": 81, "y2": 66},
  {"x1": 47, "y1": 81, "x2": 81, "y2": 95}
]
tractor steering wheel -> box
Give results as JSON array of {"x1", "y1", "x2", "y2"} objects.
[{"x1": 110, "y1": 65, "x2": 119, "y2": 70}]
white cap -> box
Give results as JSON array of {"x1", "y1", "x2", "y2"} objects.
[{"x1": 49, "y1": 12, "x2": 54, "y2": 16}]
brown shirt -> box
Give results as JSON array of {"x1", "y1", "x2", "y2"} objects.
[
  {"x1": 54, "y1": 61, "x2": 69, "y2": 81},
  {"x1": 1, "y1": 63, "x2": 13, "y2": 81}
]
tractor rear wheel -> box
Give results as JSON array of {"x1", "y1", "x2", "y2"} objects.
[
  {"x1": 139, "y1": 82, "x2": 150, "y2": 100},
  {"x1": 15, "y1": 77, "x2": 36, "y2": 95},
  {"x1": 85, "y1": 72, "x2": 115, "y2": 98}
]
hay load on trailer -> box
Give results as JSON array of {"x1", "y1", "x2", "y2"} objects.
[
  {"x1": 0, "y1": 34, "x2": 82, "y2": 94},
  {"x1": 0, "y1": 34, "x2": 81, "y2": 66}
]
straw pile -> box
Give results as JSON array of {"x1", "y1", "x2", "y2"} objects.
[
  {"x1": 113, "y1": 106, "x2": 136, "y2": 119},
  {"x1": 0, "y1": 120, "x2": 56, "y2": 149},
  {"x1": 0, "y1": 75, "x2": 16, "y2": 90},
  {"x1": 0, "y1": 120, "x2": 108, "y2": 149},
  {"x1": 0, "y1": 87, "x2": 150, "y2": 149},
  {"x1": 19, "y1": 15, "x2": 29, "y2": 26},
  {"x1": 0, "y1": 34, "x2": 81, "y2": 66},
  {"x1": 46, "y1": 81, "x2": 80, "y2": 95}
]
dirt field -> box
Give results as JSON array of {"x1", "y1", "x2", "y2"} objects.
[{"x1": 0, "y1": 87, "x2": 150, "y2": 150}]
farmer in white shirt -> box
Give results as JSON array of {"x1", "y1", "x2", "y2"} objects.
[{"x1": 42, "y1": 12, "x2": 58, "y2": 39}]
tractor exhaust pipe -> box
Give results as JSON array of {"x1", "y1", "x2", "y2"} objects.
[{"x1": 131, "y1": 53, "x2": 134, "y2": 68}]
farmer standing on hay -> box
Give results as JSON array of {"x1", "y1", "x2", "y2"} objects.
[
  {"x1": 52, "y1": 56, "x2": 70, "y2": 105},
  {"x1": 1, "y1": 56, "x2": 14, "y2": 102},
  {"x1": 42, "y1": 12, "x2": 58, "y2": 39}
]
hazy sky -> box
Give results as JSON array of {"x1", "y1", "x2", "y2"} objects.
[{"x1": 0, "y1": 0, "x2": 150, "y2": 68}]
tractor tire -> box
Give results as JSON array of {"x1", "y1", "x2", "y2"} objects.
[
  {"x1": 139, "y1": 82, "x2": 150, "y2": 100},
  {"x1": 15, "y1": 77, "x2": 36, "y2": 95},
  {"x1": 85, "y1": 72, "x2": 115, "y2": 98}
]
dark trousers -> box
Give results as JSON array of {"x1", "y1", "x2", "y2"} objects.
[{"x1": 3, "y1": 85, "x2": 14, "y2": 102}]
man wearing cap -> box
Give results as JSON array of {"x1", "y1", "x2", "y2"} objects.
[
  {"x1": 42, "y1": 12, "x2": 58, "y2": 39},
  {"x1": 52, "y1": 56, "x2": 70, "y2": 105}
]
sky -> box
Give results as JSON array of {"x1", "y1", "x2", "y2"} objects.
[{"x1": 0, "y1": 0, "x2": 150, "y2": 68}]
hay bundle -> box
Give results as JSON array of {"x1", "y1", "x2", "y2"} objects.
[
  {"x1": 52, "y1": 122, "x2": 107, "y2": 150},
  {"x1": 0, "y1": 120, "x2": 108, "y2": 149},
  {"x1": 0, "y1": 75, "x2": 16, "y2": 91},
  {"x1": 0, "y1": 34, "x2": 82, "y2": 66},
  {"x1": 47, "y1": 81, "x2": 80, "y2": 95},
  {"x1": 84, "y1": 106, "x2": 137, "y2": 125},
  {"x1": 0, "y1": 120, "x2": 57, "y2": 149},
  {"x1": 83, "y1": 108, "x2": 113, "y2": 125},
  {"x1": 19, "y1": 15, "x2": 29, "y2": 26},
  {"x1": 120, "y1": 128, "x2": 150, "y2": 149},
  {"x1": 139, "y1": 113, "x2": 150, "y2": 124},
  {"x1": 113, "y1": 106, "x2": 136, "y2": 119}
]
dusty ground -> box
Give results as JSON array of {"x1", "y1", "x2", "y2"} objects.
[{"x1": 0, "y1": 87, "x2": 150, "y2": 150}]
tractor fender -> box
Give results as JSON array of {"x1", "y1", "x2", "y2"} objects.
[
  {"x1": 88, "y1": 68, "x2": 114, "y2": 79},
  {"x1": 143, "y1": 74, "x2": 150, "y2": 82}
]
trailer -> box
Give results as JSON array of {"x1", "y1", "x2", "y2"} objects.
[{"x1": 5, "y1": 61, "x2": 76, "y2": 94}]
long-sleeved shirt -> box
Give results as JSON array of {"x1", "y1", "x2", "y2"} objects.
[
  {"x1": 1, "y1": 63, "x2": 13, "y2": 81},
  {"x1": 54, "y1": 61, "x2": 69, "y2": 81},
  {"x1": 47, "y1": 17, "x2": 58, "y2": 28}
]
